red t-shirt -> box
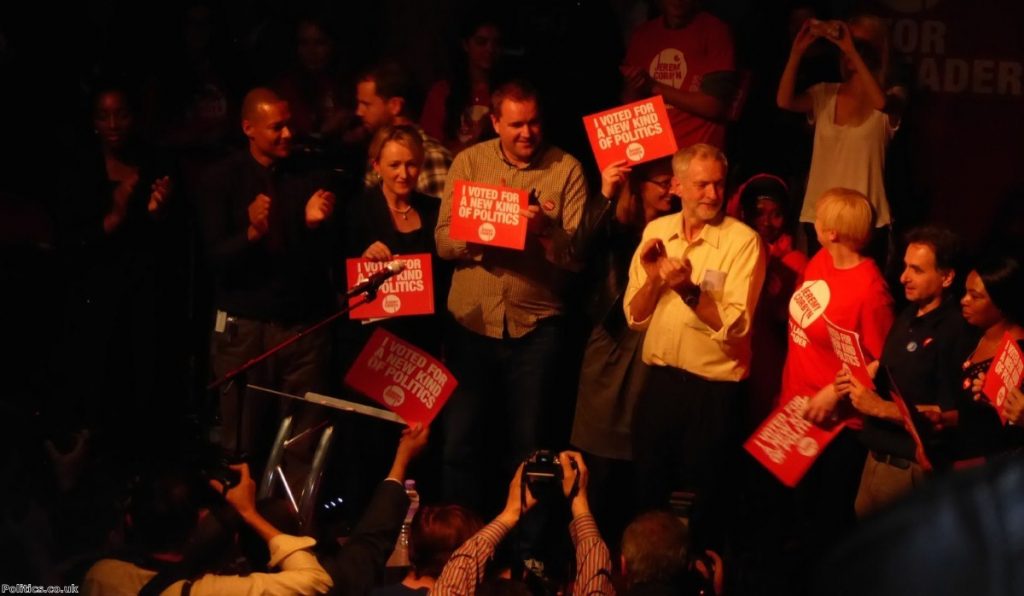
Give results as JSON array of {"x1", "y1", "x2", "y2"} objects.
[
  {"x1": 624, "y1": 13, "x2": 734, "y2": 150},
  {"x1": 780, "y1": 250, "x2": 894, "y2": 405}
]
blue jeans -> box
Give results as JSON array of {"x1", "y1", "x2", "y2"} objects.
[{"x1": 441, "y1": 317, "x2": 564, "y2": 512}]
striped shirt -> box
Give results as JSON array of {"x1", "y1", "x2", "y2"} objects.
[
  {"x1": 365, "y1": 126, "x2": 453, "y2": 199},
  {"x1": 435, "y1": 138, "x2": 588, "y2": 339},
  {"x1": 430, "y1": 514, "x2": 614, "y2": 595}
]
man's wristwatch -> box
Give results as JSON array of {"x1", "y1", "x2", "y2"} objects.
[{"x1": 682, "y1": 285, "x2": 701, "y2": 308}]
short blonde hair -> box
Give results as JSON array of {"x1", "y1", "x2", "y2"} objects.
[{"x1": 815, "y1": 188, "x2": 875, "y2": 251}]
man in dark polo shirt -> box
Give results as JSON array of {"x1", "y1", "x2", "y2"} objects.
[{"x1": 835, "y1": 225, "x2": 978, "y2": 518}]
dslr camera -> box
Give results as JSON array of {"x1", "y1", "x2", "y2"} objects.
[{"x1": 522, "y1": 450, "x2": 578, "y2": 500}]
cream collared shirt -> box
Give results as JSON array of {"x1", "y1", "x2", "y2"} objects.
[{"x1": 625, "y1": 213, "x2": 766, "y2": 382}]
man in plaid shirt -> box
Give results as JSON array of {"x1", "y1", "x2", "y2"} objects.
[{"x1": 357, "y1": 61, "x2": 452, "y2": 198}]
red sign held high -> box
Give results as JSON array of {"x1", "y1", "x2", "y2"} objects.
[{"x1": 583, "y1": 96, "x2": 678, "y2": 171}]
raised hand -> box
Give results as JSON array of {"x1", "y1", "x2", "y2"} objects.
[{"x1": 305, "y1": 189, "x2": 335, "y2": 228}]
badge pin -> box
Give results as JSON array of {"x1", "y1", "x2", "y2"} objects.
[{"x1": 906, "y1": 341, "x2": 918, "y2": 352}]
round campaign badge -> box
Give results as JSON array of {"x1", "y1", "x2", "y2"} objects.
[
  {"x1": 906, "y1": 341, "x2": 918, "y2": 352},
  {"x1": 626, "y1": 142, "x2": 646, "y2": 162},
  {"x1": 383, "y1": 385, "x2": 406, "y2": 408},
  {"x1": 478, "y1": 222, "x2": 496, "y2": 242},
  {"x1": 382, "y1": 294, "x2": 402, "y2": 314}
]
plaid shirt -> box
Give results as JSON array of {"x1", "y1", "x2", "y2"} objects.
[
  {"x1": 435, "y1": 139, "x2": 589, "y2": 339},
  {"x1": 431, "y1": 514, "x2": 614, "y2": 595},
  {"x1": 365, "y1": 126, "x2": 452, "y2": 199}
]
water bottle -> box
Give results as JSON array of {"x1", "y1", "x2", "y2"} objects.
[{"x1": 386, "y1": 479, "x2": 420, "y2": 567}]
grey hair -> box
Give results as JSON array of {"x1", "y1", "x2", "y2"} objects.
[{"x1": 672, "y1": 143, "x2": 728, "y2": 178}]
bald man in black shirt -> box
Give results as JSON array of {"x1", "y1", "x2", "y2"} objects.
[{"x1": 200, "y1": 87, "x2": 339, "y2": 460}]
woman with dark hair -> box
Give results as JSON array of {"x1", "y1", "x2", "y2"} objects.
[
  {"x1": 419, "y1": 14, "x2": 502, "y2": 153},
  {"x1": 373, "y1": 505, "x2": 483, "y2": 594},
  {"x1": 53, "y1": 84, "x2": 185, "y2": 445},
  {"x1": 570, "y1": 157, "x2": 677, "y2": 543},
  {"x1": 275, "y1": 17, "x2": 354, "y2": 143},
  {"x1": 956, "y1": 251, "x2": 1024, "y2": 455}
]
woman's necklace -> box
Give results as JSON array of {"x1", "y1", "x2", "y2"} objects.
[{"x1": 389, "y1": 203, "x2": 413, "y2": 220}]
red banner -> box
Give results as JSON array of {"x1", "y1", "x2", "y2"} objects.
[
  {"x1": 450, "y1": 180, "x2": 528, "y2": 250},
  {"x1": 982, "y1": 332, "x2": 1024, "y2": 424},
  {"x1": 583, "y1": 96, "x2": 678, "y2": 172},
  {"x1": 824, "y1": 316, "x2": 875, "y2": 389},
  {"x1": 345, "y1": 254, "x2": 434, "y2": 320},
  {"x1": 745, "y1": 395, "x2": 846, "y2": 488},
  {"x1": 343, "y1": 328, "x2": 457, "y2": 426}
]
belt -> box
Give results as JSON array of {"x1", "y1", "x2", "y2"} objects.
[{"x1": 871, "y1": 450, "x2": 913, "y2": 470}]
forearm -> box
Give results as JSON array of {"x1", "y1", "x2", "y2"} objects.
[
  {"x1": 777, "y1": 53, "x2": 804, "y2": 110},
  {"x1": 627, "y1": 278, "x2": 665, "y2": 328},
  {"x1": 432, "y1": 518, "x2": 513, "y2": 596},
  {"x1": 692, "y1": 290, "x2": 724, "y2": 331},
  {"x1": 849, "y1": 52, "x2": 887, "y2": 110},
  {"x1": 240, "y1": 509, "x2": 283, "y2": 543},
  {"x1": 653, "y1": 83, "x2": 727, "y2": 120},
  {"x1": 569, "y1": 513, "x2": 614, "y2": 596}
]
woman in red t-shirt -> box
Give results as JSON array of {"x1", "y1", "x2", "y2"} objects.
[
  {"x1": 779, "y1": 187, "x2": 895, "y2": 560},
  {"x1": 781, "y1": 188, "x2": 894, "y2": 418}
]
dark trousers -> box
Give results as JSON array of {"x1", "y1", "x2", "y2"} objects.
[
  {"x1": 209, "y1": 314, "x2": 329, "y2": 467},
  {"x1": 632, "y1": 365, "x2": 746, "y2": 550},
  {"x1": 441, "y1": 317, "x2": 564, "y2": 512}
]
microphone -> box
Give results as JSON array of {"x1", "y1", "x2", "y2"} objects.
[{"x1": 349, "y1": 261, "x2": 406, "y2": 296}]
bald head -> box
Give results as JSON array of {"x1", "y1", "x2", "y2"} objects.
[
  {"x1": 241, "y1": 88, "x2": 293, "y2": 166},
  {"x1": 241, "y1": 87, "x2": 284, "y2": 124}
]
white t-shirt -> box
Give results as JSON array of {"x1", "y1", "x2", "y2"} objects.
[{"x1": 800, "y1": 83, "x2": 898, "y2": 227}]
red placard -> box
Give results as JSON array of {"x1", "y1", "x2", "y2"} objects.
[
  {"x1": 450, "y1": 180, "x2": 528, "y2": 250},
  {"x1": 583, "y1": 96, "x2": 678, "y2": 172},
  {"x1": 981, "y1": 332, "x2": 1024, "y2": 424},
  {"x1": 345, "y1": 254, "x2": 434, "y2": 320},
  {"x1": 823, "y1": 316, "x2": 875, "y2": 389},
  {"x1": 343, "y1": 328, "x2": 457, "y2": 426},
  {"x1": 745, "y1": 395, "x2": 846, "y2": 488},
  {"x1": 886, "y1": 370, "x2": 934, "y2": 472}
]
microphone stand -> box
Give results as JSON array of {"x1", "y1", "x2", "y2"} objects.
[{"x1": 207, "y1": 279, "x2": 388, "y2": 460}]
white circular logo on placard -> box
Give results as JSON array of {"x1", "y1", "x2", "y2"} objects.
[
  {"x1": 648, "y1": 49, "x2": 687, "y2": 89},
  {"x1": 789, "y1": 280, "x2": 831, "y2": 329},
  {"x1": 382, "y1": 294, "x2": 401, "y2": 314},
  {"x1": 478, "y1": 222, "x2": 496, "y2": 242},
  {"x1": 383, "y1": 385, "x2": 405, "y2": 407},
  {"x1": 797, "y1": 437, "x2": 820, "y2": 457},
  {"x1": 876, "y1": 0, "x2": 940, "y2": 13},
  {"x1": 626, "y1": 142, "x2": 646, "y2": 161}
]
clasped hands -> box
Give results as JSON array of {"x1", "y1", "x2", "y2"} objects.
[{"x1": 638, "y1": 238, "x2": 699, "y2": 301}]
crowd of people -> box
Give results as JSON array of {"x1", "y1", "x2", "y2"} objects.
[{"x1": 4, "y1": 0, "x2": 1024, "y2": 594}]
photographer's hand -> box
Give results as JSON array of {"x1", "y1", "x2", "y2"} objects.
[
  {"x1": 497, "y1": 463, "x2": 536, "y2": 527},
  {"x1": 558, "y1": 451, "x2": 590, "y2": 518},
  {"x1": 210, "y1": 463, "x2": 281, "y2": 542}
]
